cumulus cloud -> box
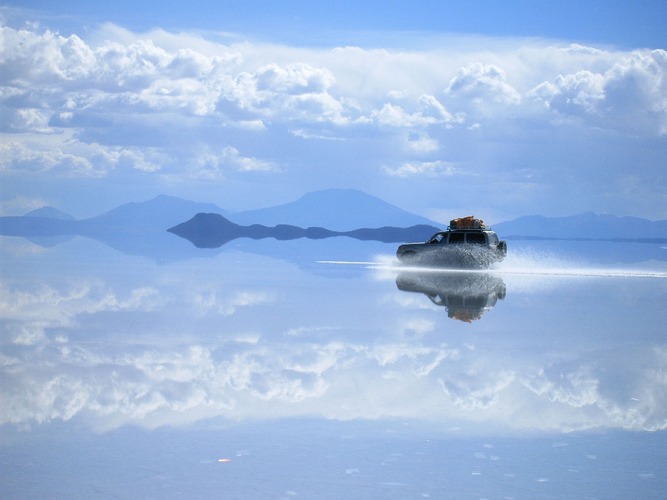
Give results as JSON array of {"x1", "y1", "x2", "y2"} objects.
[
  {"x1": 404, "y1": 131, "x2": 440, "y2": 153},
  {"x1": 1, "y1": 21, "x2": 666, "y2": 218},
  {"x1": 1, "y1": 22, "x2": 663, "y2": 137},
  {"x1": 446, "y1": 62, "x2": 521, "y2": 105},
  {"x1": 254, "y1": 63, "x2": 335, "y2": 95},
  {"x1": 0, "y1": 195, "x2": 48, "y2": 216},
  {"x1": 371, "y1": 94, "x2": 463, "y2": 129},
  {"x1": 2, "y1": 23, "x2": 664, "y2": 140},
  {"x1": 222, "y1": 62, "x2": 356, "y2": 127},
  {"x1": 0, "y1": 26, "x2": 95, "y2": 82},
  {"x1": 383, "y1": 160, "x2": 459, "y2": 177},
  {"x1": 529, "y1": 49, "x2": 667, "y2": 135},
  {"x1": 0, "y1": 136, "x2": 163, "y2": 176},
  {"x1": 191, "y1": 145, "x2": 279, "y2": 180},
  {"x1": 0, "y1": 25, "x2": 232, "y2": 124},
  {"x1": 3, "y1": 107, "x2": 53, "y2": 133}
]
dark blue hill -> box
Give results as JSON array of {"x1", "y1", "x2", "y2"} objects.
[{"x1": 168, "y1": 212, "x2": 439, "y2": 249}]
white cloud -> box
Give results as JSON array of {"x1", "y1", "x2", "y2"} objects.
[
  {"x1": 446, "y1": 62, "x2": 522, "y2": 105},
  {"x1": 383, "y1": 160, "x2": 459, "y2": 177},
  {"x1": 0, "y1": 195, "x2": 49, "y2": 215},
  {"x1": 2, "y1": 24, "x2": 663, "y2": 139},
  {"x1": 404, "y1": 131, "x2": 440, "y2": 153},
  {"x1": 0, "y1": 26, "x2": 95, "y2": 82},
  {"x1": 7, "y1": 322, "x2": 48, "y2": 345},
  {"x1": 224, "y1": 62, "x2": 353, "y2": 126},
  {"x1": 254, "y1": 62, "x2": 335, "y2": 94},
  {"x1": 1, "y1": 22, "x2": 666, "y2": 218},
  {"x1": 531, "y1": 70, "x2": 606, "y2": 113},
  {"x1": 4, "y1": 107, "x2": 53, "y2": 133},
  {"x1": 0, "y1": 136, "x2": 163, "y2": 176},
  {"x1": 371, "y1": 94, "x2": 463, "y2": 128},
  {"x1": 0, "y1": 141, "x2": 97, "y2": 176},
  {"x1": 529, "y1": 49, "x2": 667, "y2": 135},
  {"x1": 193, "y1": 146, "x2": 279, "y2": 179}
]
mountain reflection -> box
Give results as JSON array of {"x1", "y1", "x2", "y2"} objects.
[
  {"x1": 168, "y1": 212, "x2": 438, "y2": 248},
  {"x1": 396, "y1": 271, "x2": 506, "y2": 322}
]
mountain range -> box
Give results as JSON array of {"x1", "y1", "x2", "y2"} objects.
[
  {"x1": 2, "y1": 189, "x2": 667, "y2": 254},
  {"x1": 493, "y1": 213, "x2": 667, "y2": 241}
]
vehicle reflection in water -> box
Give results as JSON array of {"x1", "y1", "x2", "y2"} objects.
[{"x1": 396, "y1": 270, "x2": 507, "y2": 322}]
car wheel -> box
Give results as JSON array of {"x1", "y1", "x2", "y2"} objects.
[
  {"x1": 399, "y1": 250, "x2": 418, "y2": 263},
  {"x1": 498, "y1": 241, "x2": 507, "y2": 257}
]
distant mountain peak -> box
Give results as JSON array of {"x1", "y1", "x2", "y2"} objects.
[
  {"x1": 79, "y1": 195, "x2": 228, "y2": 232},
  {"x1": 230, "y1": 188, "x2": 439, "y2": 231},
  {"x1": 24, "y1": 206, "x2": 76, "y2": 220},
  {"x1": 148, "y1": 194, "x2": 193, "y2": 204},
  {"x1": 297, "y1": 187, "x2": 381, "y2": 200},
  {"x1": 295, "y1": 188, "x2": 398, "y2": 205}
]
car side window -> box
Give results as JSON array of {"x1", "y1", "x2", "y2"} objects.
[
  {"x1": 449, "y1": 233, "x2": 464, "y2": 244},
  {"x1": 466, "y1": 233, "x2": 486, "y2": 244}
]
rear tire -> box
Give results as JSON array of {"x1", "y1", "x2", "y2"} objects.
[{"x1": 498, "y1": 240, "x2": 507, "y2": 257}]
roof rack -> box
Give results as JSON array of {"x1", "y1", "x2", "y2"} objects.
[{"x1": 448, "y1": 216, "x2": 488, "y2": 230}]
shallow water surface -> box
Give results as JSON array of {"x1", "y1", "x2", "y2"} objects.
[{"x1": 1, "y1": 236, "x2": 666, "y2": 498}]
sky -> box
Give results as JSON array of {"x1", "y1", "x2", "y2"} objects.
[{"x1": 1, "y1": 1, "x2": 666, "y2": 223}]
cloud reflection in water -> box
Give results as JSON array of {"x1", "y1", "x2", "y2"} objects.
[{"x1": 1, "y1": 240, "x2": 666, "y2": 435}]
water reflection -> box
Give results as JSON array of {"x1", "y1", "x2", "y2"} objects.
[
  {"x1": 3, "y1": 236, "x2": 667, "y2": 497},
  {"x1": 396, "y1": 271, "x2": 506, "y2": 322},
  {"x1": 1, "y1": 236, "x2": 666, "y2": 435}
]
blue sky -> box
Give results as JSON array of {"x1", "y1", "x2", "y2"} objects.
[
  {"x1": 1, "y1": 1, "x2": 666, "y2": 222},
  {"x1": 10, "y1": 1, "x2": 667, "y2": 49}
]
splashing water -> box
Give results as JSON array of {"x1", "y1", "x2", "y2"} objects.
[
  {"x1": 319, "y1": 249, "x2": 667, "y2": 280},
  {"x1": 494, "y1": 247, "x2": 667, "y2": 279}
]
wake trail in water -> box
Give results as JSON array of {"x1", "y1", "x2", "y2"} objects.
[
  {"x1": 317, "y1": 256, "x2": 667, "y2": 279},
  {"x1": 489, "y1": 267, "x2": 666, "y2": 279}
]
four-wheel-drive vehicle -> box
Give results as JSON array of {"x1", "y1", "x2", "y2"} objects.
[{"x1": 396, "y1": 216, "x2": 507, "y2": 268}]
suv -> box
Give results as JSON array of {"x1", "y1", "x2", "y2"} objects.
[{"x1": 396, "y1": 216, "x2": 507, "y2": 268}]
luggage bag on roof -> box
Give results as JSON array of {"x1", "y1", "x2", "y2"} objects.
[{"x1": 450, "y1": 216, "x2": 485, "y2": 230}]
